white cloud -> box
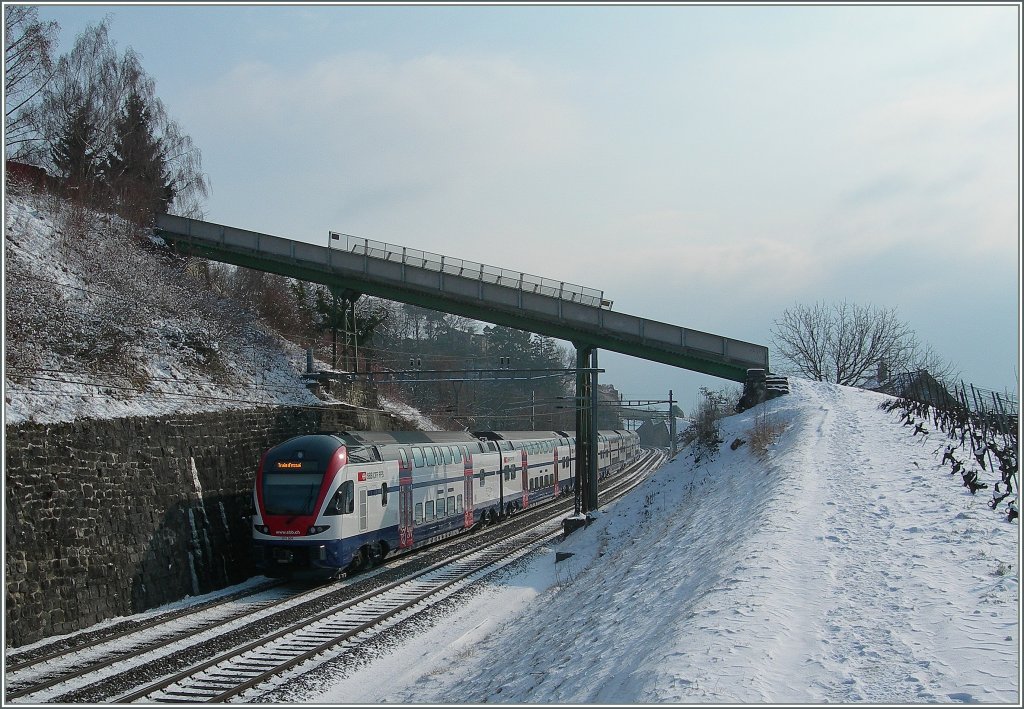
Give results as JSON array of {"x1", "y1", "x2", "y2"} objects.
[{"x1": 192, "y1": 52, "x2": 585, "y2": 227}]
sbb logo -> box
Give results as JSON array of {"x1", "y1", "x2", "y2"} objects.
[{"x1": 358, "y1": 471, "x2": 366, "y2": 481}]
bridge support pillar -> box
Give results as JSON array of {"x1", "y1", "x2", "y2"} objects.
[
  {"x1": 328, "y1": 287, "x2": 362, "y2": 372},
  {"x1": 575, "y1": 344, "x2": 600, "y2": 514}
]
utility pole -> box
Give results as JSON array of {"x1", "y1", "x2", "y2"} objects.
[
  {"x1": 351, "y1": 299, "x2": 359, "y2": 373},
  {"x1": 531, "y1": 390, "x2": 536, "y2": 430},
  {"x1": 331, "y1": 289, "x2": 338, "y2": 370},
  {"x1": 588, "y1": 349, "x2": 599, "y2": 512},
  {"x1": 669, "y1": 389, "x2": 677, "y2": 458}
]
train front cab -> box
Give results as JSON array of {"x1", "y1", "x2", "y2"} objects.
[{"x1": 253, "y1": 435, "x2": 398, "y2": 579}]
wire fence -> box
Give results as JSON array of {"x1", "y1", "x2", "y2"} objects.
[
  {"x1": 877, "y1": 369, "x2": 1018, "y2": 522},
  {"x1": 881, "y1": 370, "x2": 1018, "y2": 437}
]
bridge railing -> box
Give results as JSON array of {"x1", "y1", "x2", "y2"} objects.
[{"x1": 335, "y1": 233, "x2": 610, "y2": 308}]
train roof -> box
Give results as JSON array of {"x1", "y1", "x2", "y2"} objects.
[
  {"x1": 475, "y1": 430, "x2": 636, "y2": 440},
  {"x1": 318, "y1": 430, "x2": 480, "y2": 446},
  {"x1": 313, "y1": 429, "x2": 637, "y2": 449},
  {"x1": 472, "y1": 430, "x2": 564, "y2": 441}
]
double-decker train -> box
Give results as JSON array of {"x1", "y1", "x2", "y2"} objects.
[{"x1": 252, "y1": 429, "x2": 640, "y2": 578}]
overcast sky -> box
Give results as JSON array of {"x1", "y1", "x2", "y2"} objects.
[{"x1": 31, "y1": 1, "x2": 1021, "y2": 405}]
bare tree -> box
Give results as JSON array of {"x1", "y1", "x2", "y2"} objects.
[
  {"x1": 4, "y1": 5, "x2": 59, "y2": 161},
  {"x1": 771, "y1": 301, "x2": 957, "y2": 387}
]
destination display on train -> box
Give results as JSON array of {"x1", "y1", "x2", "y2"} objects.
[{"x1": 273, "y1": 460, "x2": 319, "y2": 472}]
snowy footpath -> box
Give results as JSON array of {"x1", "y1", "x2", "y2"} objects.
[{"x1": 300, "y1": 379, "x2": 1018, "y2": 705}]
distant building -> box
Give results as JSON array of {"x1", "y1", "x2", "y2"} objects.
[
  {"x1": 5, "y1": 160, "x2": 50, "y2": 192},
  {"x1": 637, "y1": 419, "x2": 670, "y2": 448},
  {"x1": 596, "y1": 383, "x2": 624, "y2": 429},
  {"x1": 869, "y1": 369, "x2": 959, "y2": 409}
]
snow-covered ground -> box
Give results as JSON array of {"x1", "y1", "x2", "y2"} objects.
[
  {"x1": 4, "y1": 191, "x2": 1019, "y2": 702},
  {"x1": 4, "y1": 375, "x2": 1017, "y2": 703},
  {"x1": 286, "y1": 378, "x2": 1017, "y2": 704}
]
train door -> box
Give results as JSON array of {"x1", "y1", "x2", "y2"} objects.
[
  {"x1": 463, "y1": 446, "x2": 474, "y2": 529},
  {"x1": 521, "y1": 448, "x2": 529, "y2": 508},
  {"x1": 358, "y1": 486, "x2": 368, "y2": 532},
  {"x1": 398, "y1": 448, "x2": 413, "y2": 549},
  {"x1": 497, "y1": 456, "x2": 504, "y2": 519},
  {"x1": 553, "y1": 445, "x2": 560, "y2": 496}
]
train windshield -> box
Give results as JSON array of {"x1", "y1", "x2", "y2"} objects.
[
  {"x1": 262, "y1": 472, "x2": 323, "y2": 515},
  {"x1": 260, "y1": 434, "x2": 342, "y2": 516}
]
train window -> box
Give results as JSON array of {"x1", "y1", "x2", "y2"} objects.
[
  {"x1": 415, "y1": 502, "x2": 423, "y2": 523},
  {"x1": 451, "y1": 446, "x2": 462, "y2": 464},
  {"x1": 441, "y1": 447, "x2": 453, "y2": 465},
  {"x1": 412, "y1": 447, "x2": 425, "y2": 467},
  {"x1": 437, "y1": 497, "x2": 446, "y2": 516},
  {"x1": 462, "y1": 445, "x2": 471, "y2": 460},
  {"x1": 381, "y1": 482, "x2": 388, "y2": 506},
  {"x1": 503, "y1": 468, "x2": 509, "y2": 481},
  {"x1": 511, "y1": 467, "x2": 517, "y2": 479},
  {"x1": 425, "y1": 500, "x2": 434, "y2": 519},
  {"x1": 487, "y1": 442, "x2": 497, "y2": 452},
  {"x1": 325, "y1": 480, "x2": 354, "y2": 516},
  {"x1": 348, "y1": 446, "x2": 376, "y2": 463},
  {"x1": 447, "y1": 495, "x2": 455, "y2": 514},
  {"x1": 456, "y1": 495, "x2": 463, "y2": 513},
  {"x1": 399, "y1": 449, "x2": 410, "y2": 468},
  {"x1": 425, "y1": 447, "x2": 436, "y2": 466},
  {"x1": 530, "y1": 478, "x2": 536, "y2": 490}
]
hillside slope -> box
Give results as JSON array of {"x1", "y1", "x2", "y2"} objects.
[
  {"x1": 3, "y1": 192, "x2": 433, "y2": 426},
  {"x1": 298, "y1": 378, "x2": 1018, "y2": 704}
]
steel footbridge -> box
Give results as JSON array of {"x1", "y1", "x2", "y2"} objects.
[{"x1": 154, "y1": 215, "x2": 768, "y2": 381}]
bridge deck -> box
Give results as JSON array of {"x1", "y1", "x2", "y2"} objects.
[{"x1": 154, "y1": 214, "x2": 769, "y2": 381}]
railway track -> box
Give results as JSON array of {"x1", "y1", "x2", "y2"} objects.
[
  {"x1": 5, "y1": 450, "x2": 662, "y2": 704},
  {"x1": 119, "y1": 522, "x2": 567, "y2": 702}
]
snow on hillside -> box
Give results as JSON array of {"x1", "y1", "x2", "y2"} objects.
[
  {"x1": 279, "y1": 378, "x2": 1018, "y2": 705},
  {"x1": 2, "y1": 192, "x2": 334, "y2": 424}
]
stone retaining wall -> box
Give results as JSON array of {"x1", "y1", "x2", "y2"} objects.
[{"x1": 4, "y1": 392, "x2": 407, "y2": 648}]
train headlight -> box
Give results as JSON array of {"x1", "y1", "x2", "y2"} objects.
[
  {"x1": 254, "y1": 524, "x2": 270, "y2": 535},
  {"x1": 308, "y1": 525, "x2": 330, "y2": 535}
]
